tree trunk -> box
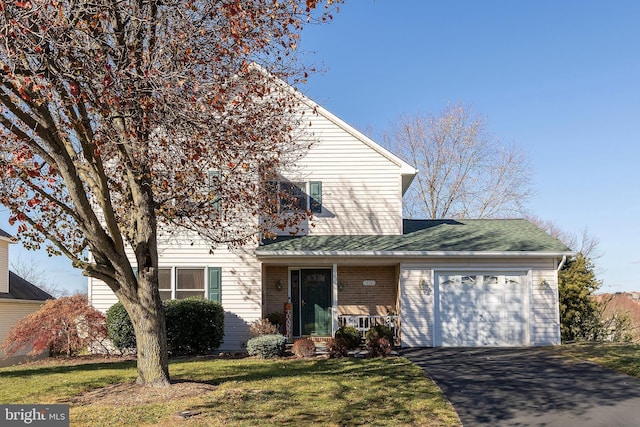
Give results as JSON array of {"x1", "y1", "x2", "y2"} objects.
[{"x1": 128, "y1": 290, "x2": 170, "y2": 387}]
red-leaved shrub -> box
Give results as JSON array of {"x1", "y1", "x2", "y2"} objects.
[
  {"x1": 366, "y1": 337, "x2": 392, "y2": 358},
  {"x1": 1, "y1": 295, "x2": 108, "y2": 357},
  {"x1": 326, "y1": 337, "x2": 350, "y2": 358},
  {"x1": 292, "y1": 338, "x2": 316, "y2": 358}
]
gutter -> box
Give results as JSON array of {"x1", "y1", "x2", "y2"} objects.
[{"x1": 255, "y1": 250, "x2": 576, "y2": 259}]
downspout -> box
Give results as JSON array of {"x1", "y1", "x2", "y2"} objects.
[
  {"x1": 557, "y1": 255, "x2": 567, "y2": 272},
  {"x1": 555, "y1": 255, "x2": 567, "y2": 345}
]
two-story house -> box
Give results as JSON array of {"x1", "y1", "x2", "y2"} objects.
[{"x1": 88, "y1": 90, "x2": 573, "y2": 350}]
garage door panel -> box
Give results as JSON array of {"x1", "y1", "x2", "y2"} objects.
[
  {"x1": 437, "y1": 273, "x2": 528, "y2": 347},
  {"x1": 483, "y1": 293, "x2": 502, "y2": 305}
]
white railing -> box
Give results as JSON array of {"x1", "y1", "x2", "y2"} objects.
[{"x1": 338, "y1": 315, "x2": 400, "y2": 345}]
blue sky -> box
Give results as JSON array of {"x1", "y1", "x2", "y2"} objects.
[
  {"x1": 1, "y1": 0, "x2": 638, "y2": 294},
  {"x1": 293, "y1": 0, "x2": 639, "y2": 293}
]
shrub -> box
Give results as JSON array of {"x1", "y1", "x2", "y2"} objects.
[
  {"x1": 247, "y1": 334, "x2": 286, "y2": 358},
  {"x1": 365, "y1": 324, "x2": 394, "y2": 345},
  {"x1": 266, "y1": 312, "x2": 284, "y2": 332},
  {"x1": 335, "y1": 326, "x2": 361, "y2": 349},
  {"x1": 326, "y1": 337, "x2": 350, "y2": 358},
  {"x1": 249, "y1": 318, "x2": 279, "y2": 337},
  {"x1": 366, "y1": 337, "x2": 392, "y2": 358},
  {"x1": 292, "y1": 338, "x2": 316, "y2": 358},
  {"x1": 164, "y1": 298, "x2": 225, "y2": 355},
  {"x1": 106, "y1": 298, "x2": 225, "y2": 355},
  {"x1": 106, "y1": 302, "x2": 136, "y2": 351},
  {"x1": 2, "y1": 295, "x2": 107, "y2": 357}
]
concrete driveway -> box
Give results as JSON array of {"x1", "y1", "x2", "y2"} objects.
[{"x1": 401, "y1": 347, "x2": 640, "y2": 427}]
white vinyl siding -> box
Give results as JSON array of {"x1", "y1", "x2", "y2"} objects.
[
  {"x1": 399, "y1": 267, "x2": 434, "y2": 347},
  {"x1": 277, "y1": 104, "x2": 405, "y2": 236},
  {"x1": 0, "y1": 241, "x2": 8, "y2": 293},
  {"x1": 400, "y1": 257, "x2": 561, "y2": 348},
  {"x1": 89, "y1": 235, "x2": 261, "y2": 351},
  {"x1": 0, "y1": 300, "x2": 45, "y2": 358}
]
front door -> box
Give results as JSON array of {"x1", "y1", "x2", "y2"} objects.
[{"x1": 292, "y1": 269, "x2": 332, "y2": 336}]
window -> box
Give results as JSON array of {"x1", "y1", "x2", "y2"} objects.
[
  {"x1": 280, "y1": 181, "x2": 306, "y2": 211},
  {"x1": 269, "y1": 180, "x2": 323, "y2": 213},
  {"x1": 158, "y1": 268, "x2": 172, "y2": 300},
  {"x1": 137, "y1": 266, "x2": 220, "y2": 301},
  {"x1": 176, "y1": 268, "x2": 205, "y2": 299}
]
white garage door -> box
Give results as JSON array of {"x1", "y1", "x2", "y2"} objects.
[{"x1": 436, "y1": 273, "x2": 529, "y2": 347}]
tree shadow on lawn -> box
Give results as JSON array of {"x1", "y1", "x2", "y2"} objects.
[
  {"x1": 2, "y1": 355, "x2": 455, "y2": 425},
  {"x1": 178, "y1": 357, "x2": 452, "y2": 426},
  {"x1": 0, "y1": 360, "x2": 137, "y2": 378}
]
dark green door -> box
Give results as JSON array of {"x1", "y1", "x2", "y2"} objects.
[{"x1": 301, "y1": 269, "x2": 332, "y2": 336}]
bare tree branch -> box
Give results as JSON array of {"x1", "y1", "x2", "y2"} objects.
[{"x1": 389, "y1": 102, "x2": 532, "y2": 219}]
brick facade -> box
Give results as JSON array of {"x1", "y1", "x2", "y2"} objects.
[
  {"x1": 263, "y1": 265, "x2": 399, "y2": 321},
  {"x1": 337, "y1": 266, "x2": 398, "y2": 316},
  {"x1": 263, "y1": 266, "x2": 289, "y2": 320}
]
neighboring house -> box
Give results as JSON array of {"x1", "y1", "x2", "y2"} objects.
[
  {"x1": 595, "y1": 293, "x2": 640, "y2": 342},
  {"x1": 88, "y1": 90, "x2": 573, "y2": 350},
  {"x1": 0, "y1": 229, "x2": 53, "y2": 366}
]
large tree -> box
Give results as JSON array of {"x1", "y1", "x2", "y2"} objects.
[
  {"x1": 0, "y1": 0, "x2": 338, "y2": 386},
  {"x1": 389, "y1": 102, "x2": 532, "y2": 219}
]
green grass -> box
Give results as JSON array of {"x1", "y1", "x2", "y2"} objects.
[
  {"x1": 0, "y1": 357, "x2": 460, "y2": 426},
  {"x1": 546, "y1": 342, "x2": 640, "y2": 378}
]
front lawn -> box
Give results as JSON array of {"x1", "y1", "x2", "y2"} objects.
[
  {"x1": 546, "y1": 342, "x2": 640, "y2": 378},
  {"x1": 0, "y1": 356, "x2": 460, "y2": 426}
]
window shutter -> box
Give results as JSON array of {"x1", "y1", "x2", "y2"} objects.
[
  {"x1": 208, "y1": 170, "x2": 221, "y2": 211},
  {"x1": 208, "y1": 267, "x2": 222, "y2": 303},
  {"x1": 309, "y1": 181, "x2": 322, "y2": 213}
]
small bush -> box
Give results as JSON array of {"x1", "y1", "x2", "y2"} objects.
[
  {"x1": 292, "y1": 338, "x2": 316, "y2": 358},
  {"x1": 365, "y1": 324, "x2": 394, "y2": 345},
  {"x1": 335, "y1": 326, "x2": 361, "y2": 349},
  {"x1": 249, "y1": 318, "x2": 279, "y2": 337},
  {"x1": 366, "y1": 337, "x2": 392, "y2": 358},
  {"x1": 247, "y1": 334, "x2": 286, "y2": 358},
  {"x1": 266, "y1": 312, "x2": 284, "y2": 332},
  {"x1": 106, "y1": 302, "x2": 136, "y2": 350},
  {"x1": 326, "y1": 337, "x2": 350, "y2": 358},
  {"x1": 164, "y1": 298, "x2": 225, "y2": 355}
]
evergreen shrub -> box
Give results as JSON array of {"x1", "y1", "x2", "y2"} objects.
[
  {"x1": 246, "y1": 334, "x2": 286, "y2": 358},
  {"x1": 335, "y1": 326, "x2": 361, "y2": 349}
]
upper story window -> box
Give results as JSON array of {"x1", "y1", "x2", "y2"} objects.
[{"x1": 269, "y1": 180, "x2": 322, "y2": 214}]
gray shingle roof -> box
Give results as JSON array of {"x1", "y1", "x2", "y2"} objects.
[
  {"x1": 257, "y1": 219, "x2": 573, "y2": 255},
  {"x1": 0, "y1": 272, "x2": 53, "y2": 301},
  {"x1": 0, "y1": 228, "x2": 11, "y2": 239}
]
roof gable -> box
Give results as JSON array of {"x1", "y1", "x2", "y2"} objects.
[{"x1": 298, "y1": 94, "x2": 417, "y2": 194}]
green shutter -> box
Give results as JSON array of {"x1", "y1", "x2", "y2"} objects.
[
  {"x1": 208, "y1": 170, "x2": 221, "y2": 211},
  {"x1": 208, "y1": 267, "x2": 221, "y2": 303},
  {"x1": 310, "y1": 181, "x2": 322, "y2": 213}
]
